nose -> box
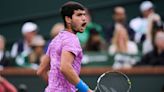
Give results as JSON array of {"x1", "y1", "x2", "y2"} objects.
[{"x1": 82, "y1": 15, "x2": 86, "y2": 22}]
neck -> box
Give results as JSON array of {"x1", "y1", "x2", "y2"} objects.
[
  {"x1": 65, "y1": 27, "x2": 77, "y2": 34},
  {"x1": 116, "y1": 20, "x2": 125, "y2": 24}
]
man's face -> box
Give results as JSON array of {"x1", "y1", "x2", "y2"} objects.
[
  {"x1": 24, "y1": 31, "x2": 37, "y2": 43},
  {"x1": 113, "y1": 7, "x2": 126, "y2": 23},
  {"x1": 142, "y1": 8, "x2": 154, "y2": 18},
  {"x1": 71, "y1": 9, "x2": 87, "y2": 33}
]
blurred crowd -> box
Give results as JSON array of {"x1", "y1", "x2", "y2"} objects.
[
  {"x1": 0, "y1": 1, "x2": 164, "y2": 92},
  {"x1": 0, "y1": 1, "x2": 164, "y2": 70}
]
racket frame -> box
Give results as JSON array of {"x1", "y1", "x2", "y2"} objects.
[{"x1": 94, "y1": 71, "x2": 131, "y2": 92}]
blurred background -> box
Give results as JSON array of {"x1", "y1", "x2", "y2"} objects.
[{"x1": 0, "y1": 0, "x2": 164, "y2": 92}]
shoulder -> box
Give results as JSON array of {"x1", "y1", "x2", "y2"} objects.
[
  {"x1": 57, "y1": 31, "x2": 82, "y2": 56},
  {"x1": 62, "y1": 31, "x2": 79, "y2": 44},
  {"x1": 130, "y1": 17, "x2": 142, "y2": 23},
  {"x1": 129, "y1": 17, "x2": 143, "y2": 30}
]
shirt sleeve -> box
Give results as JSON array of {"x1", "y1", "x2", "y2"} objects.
[{"x1": 62, "y1": 36, "x2": 80, "y2": 57}]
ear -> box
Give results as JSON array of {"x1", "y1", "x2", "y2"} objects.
[{"x1": 65, "y1": 16, "x2": 71, "y2": 24}]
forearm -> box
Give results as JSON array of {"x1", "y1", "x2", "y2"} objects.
[
  {"x1": 60, "y1": 63, "x2": 80, "y2": 85},
  {"x1": 39, "y1": 71, "x2": 49, "y2": 83},
  {"x1": 61, "y1": 64, "x2": 91, "y2": 92},
  {"x1": 60, "y1": 51, "x2": 91, "y2": 92},
  {"x1": 37, "y1": 64, "x2": 49, "y2": 76},
  {"x1": 37, "y1": 55, "x2": 50, "y2": 76},
  {"x1": 37, "y1": 55, "x2": 49, "y2": 82}
]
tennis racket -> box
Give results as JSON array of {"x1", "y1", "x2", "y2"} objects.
[{"x1": 94, "y1": 71, "x2": 131, "y2": 92}]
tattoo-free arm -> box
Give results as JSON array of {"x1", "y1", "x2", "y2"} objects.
[
  {"x1": 37, "y1": 54, "x2": 50, "y2": 82},
  {"x1": 60, "y1": 51, "x2": 92, "y2": 92}
]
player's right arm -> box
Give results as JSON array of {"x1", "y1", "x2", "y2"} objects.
[{"x1": 37, "y1": 54, "x2": 50, "y2": 82}]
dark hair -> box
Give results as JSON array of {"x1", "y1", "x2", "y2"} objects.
[{"x1": 60, "y1": 1, "x2": 85, "y2": 27}]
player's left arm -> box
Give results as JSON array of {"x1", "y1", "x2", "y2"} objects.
[
  {"x1": 60, "y1": 50, "x2": 92, "y2": 92},
  {"x1": 60, "y1": 50, "x2": 80, "y2": 84}
]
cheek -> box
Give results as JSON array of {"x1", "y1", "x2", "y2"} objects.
[{"x1": 72, "y1": 20, "x2": 81, "y2": 28}]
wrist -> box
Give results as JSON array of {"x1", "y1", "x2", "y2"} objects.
[{"x1": 76, "y1": 79, "x2": 89, "y2": 92}]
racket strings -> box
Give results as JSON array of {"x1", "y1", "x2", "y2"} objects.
[{"x1": 97, "y1": 72, "x2": 131, "y2": 92}]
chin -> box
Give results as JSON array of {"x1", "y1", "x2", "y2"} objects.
[
  {"x1": 76, "y1": 29, "x2": 84, "y2": 33},
  {"x1": 79, "y1": 30, "x2": 85, "y2": 33}
]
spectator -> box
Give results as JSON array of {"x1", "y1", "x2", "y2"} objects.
[
  {"x1": 108, "y1": 23, "x2": 138, "y2": 69},
  {"x1": 15, "y1": 35, "x2": 45, "y2": 69},
  {"x1": 44, "y1": 23, "x2": 64, "y2": 52},
  {"x1": 77, "y1": 9, "x2": 103, "y2": 48},
  {"x1": 136, "y1": 27, "x2": 164, "y2": 66},
  {"x1": 85, "y1": 28, "x2": 105, "y2": 51},
  {"x1": 10, "y1": 22, "x2": 38, "y2": 58},
  {"x1": 50, "y1": 23, "x2": 64, "y2": 38},
  {"x1": 104, "y1": 6, "x2": 135, "y2": 44},
  {"x1": 108, "y1": 23, "x2": 138, "y2": 55},
  {"x1": 0, "y1": 75, "x2": 17, "y2": 92},
  {"x1": 29, "y1": 35, "x2": 45, "y2": 65},
  {"x1": 142, "y1": 19, "x2": 161, "y2": 55},
  {"x1": 0, "y1": 35, "x2": 10, "y2": 67},
  {"x1": 129, "y1": 1, "x2": 161, "y2": 43}
]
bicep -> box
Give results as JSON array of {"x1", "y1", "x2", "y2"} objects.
[{"x1": 61, "y1": 50, "x2": 75, "y2": 66}]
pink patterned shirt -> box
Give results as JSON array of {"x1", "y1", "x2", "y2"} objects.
[{"x1": 45, "y1": 31, "x2": 83, "y2": 92}]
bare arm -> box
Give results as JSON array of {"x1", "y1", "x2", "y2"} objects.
[
  {"x1": 0, "y1": 76, "x2": 17, "y2": 92},
  {"x1": 147, "y1": 13, "x2": 161, "y2": 40},
  {"x1": 60, "y1": 51, "x2": 80, "y2": 85},
  {"x1": 60, "y1": 51, "x2": 92, "y2": 92},
  {"x1": 37, "y1": 54, "x2": 50, "y2": 82}
]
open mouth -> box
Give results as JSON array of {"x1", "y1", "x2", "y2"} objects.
[{"x1": 81, "y1": 22, "x2": 87, "y2": 27}]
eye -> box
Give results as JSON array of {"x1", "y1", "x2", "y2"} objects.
[{"x1": 77, "y1": 13, "x2": 82, "y2": 16}]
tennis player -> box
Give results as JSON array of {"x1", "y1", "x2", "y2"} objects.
[{"x1": 38, "y1": 1, "x2": 92, "y2": 92}]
